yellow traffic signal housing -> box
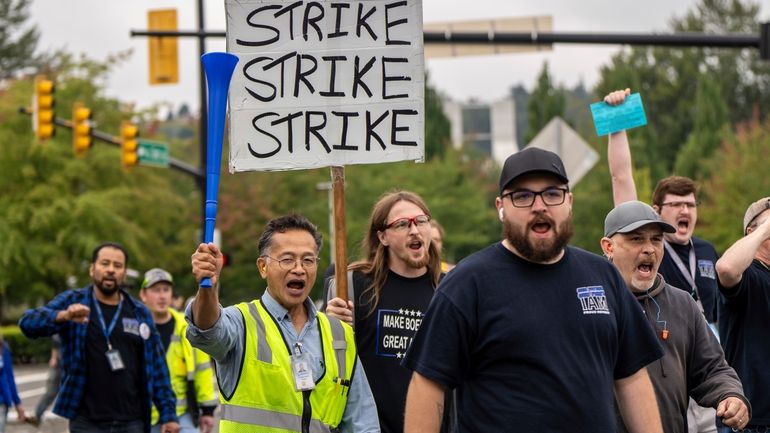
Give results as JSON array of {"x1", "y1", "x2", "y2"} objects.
[
  {"x1": 121, "y1": 121, "x2": 139, "y2": 168},
  {"x1": 34, "y1": 75, "x2": 55, "y2": 139},
  {"x1": 148, "y1": 9, "x2": 179, "y2": 85},
  {"x1": 72, "y1": 102, "x2": 92, "y2": 156}
]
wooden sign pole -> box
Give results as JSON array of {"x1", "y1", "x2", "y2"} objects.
[{"x1": 331, "y1": 166, "x2": 348, "y2": 301}]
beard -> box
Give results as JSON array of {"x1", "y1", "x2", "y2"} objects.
[
  {"x1": 94, "y1": 276, "x2": 120, "y2": 297},
  {"x1": 405, "y1": 252, "x2": 430, "y2": 269},
  {"x1": 504, "y1": 213, "x2": 574, "y2": 263}
]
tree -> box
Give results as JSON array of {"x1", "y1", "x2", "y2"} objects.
[
  {"x1": 0, "y1": 53, "x2": 198, "y2": 319},
  {"x1": 525, "y1": 62, "x2": 566, "y2": 144},
  {"x1": 595, "y1": 0, "x2": 770, "y2": 181},
  {"x1": 0, "y1": 0, "x2": 40, "y2": 80},
  {"x1": 424, "y1": 74, "x2": 451, "y2": 160},
  {"x1": 673, "y1": 74, "x2": 729, "y2": 178},
  {"x1": 698, "y1": 118, "x2": 770, "y2": 253}
]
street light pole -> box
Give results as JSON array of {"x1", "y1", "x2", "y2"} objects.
[{"x1": 197, "y1": 0, "x2": 208, "y2": 235}]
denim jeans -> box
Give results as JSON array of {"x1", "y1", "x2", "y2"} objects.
[
  {"x1": 70, "y1": 415, "x2": 144, "y2": 433},
  {"x1": 0, "y1": 404, "x2": 8, "y2": 433},
  {"x1": 151, "y1": 413, "x2": 196, "y2": 433}
]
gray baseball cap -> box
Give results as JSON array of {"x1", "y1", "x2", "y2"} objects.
[
  {"x1": 604, "y1": 201, "x2": 676, "y2": 238},
  {"x1": 743, "y1": 196, "x2": 770, "y2": 234},
  {"x1": 141, "y1": 268, "x2": 173, "y2": 289}
]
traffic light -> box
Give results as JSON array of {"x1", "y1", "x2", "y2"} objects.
[
  {"x1": 72, "y1": 102, "x2": 92, "y2": 156},
  {"x1": 121, "y1": 121, "x2": 139, "y2": 168},
  {"x1": 33, "y1": 75, "x2": 55, "y2": 140}
]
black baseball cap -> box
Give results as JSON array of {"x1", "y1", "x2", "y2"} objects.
[{"x1": 499, "y1": 147, "x2": 569, "y2": 194}]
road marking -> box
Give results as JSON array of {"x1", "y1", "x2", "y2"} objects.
[
  {"x1": 19, "y1": 386, "x2": 46, "y2": 399},
  {"x1": 15, "y1": 372, "x2": 49, "y2": 384}
]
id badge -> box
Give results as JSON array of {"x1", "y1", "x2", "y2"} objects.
[
  {"x1": 291, "y1": 352, "x2": 315, "y2": 391},
  {"x1": 106, "y1": 349, "x2": 125, "y2": 371}
]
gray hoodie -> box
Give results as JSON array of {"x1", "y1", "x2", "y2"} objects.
[{"x1": 618, "y1": 274, "x2": 749, "y2": 433}]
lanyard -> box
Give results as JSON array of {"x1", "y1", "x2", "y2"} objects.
[
  {"x1": 93, "y1": 296, "x2": 124, "y2": 351},
  {"x1": 664, "y1": 240, "x2": 703, "y2": 312}
]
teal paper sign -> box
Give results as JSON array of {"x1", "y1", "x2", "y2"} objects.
[{"x1": 590, "y1": 93, "x2": 648, "y2": 136}]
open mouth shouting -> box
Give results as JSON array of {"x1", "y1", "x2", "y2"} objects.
[
  {"x1": 529, "y1": 216, "x2": 555, "y2": 238},
  {"x1": 636, "y1": 259, "x2": 656, "y2": 279},
  {"x1": 286, "y1": 278, "x2": 307, "y2": 296},
  {"x1": 676, "y1": 217, "x2": 691, "y2": 235}
]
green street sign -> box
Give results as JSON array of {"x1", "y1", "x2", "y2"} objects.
[{"x1": 138, "y1": 140, "x2": 169, "y2": 167}]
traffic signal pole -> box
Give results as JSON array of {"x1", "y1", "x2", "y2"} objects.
[{"x1": 18, "y1": 107, "x2": 203, "y2": 179}]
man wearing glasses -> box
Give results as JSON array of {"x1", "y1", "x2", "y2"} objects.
[
  {"x1": 605, "y1": 89, "x2": 722, "y2": 433},
  {"x1": 402, "y1": 148, "x2": 664, "y2": 433},
  {"x1": 324, "y1": 191, "x2": 446, "y2": 433},
  {"x1": 186, "y1": 214, "x2": 379, "y2": 433}
]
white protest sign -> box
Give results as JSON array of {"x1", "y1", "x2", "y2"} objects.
[{"x1": 226, "y1": 0, "x2": 425, "y2": 172}]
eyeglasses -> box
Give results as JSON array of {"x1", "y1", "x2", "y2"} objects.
[
  {"x1": 262, "y1": 256, "x2": 319, "y2": 271},
  {"x1": 660, "y1": 201, "x2": 700, "y2": 210},
  {"x1": 384, "y1": 215, "x2": 431, "y2": 231},
  {"x1": 503, "y1": 187, "x2": 568, "y2": 208}
]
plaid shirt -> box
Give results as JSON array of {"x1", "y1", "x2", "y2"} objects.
[{"x1": 19, "y1": 286, "x2": 177, "y2": 428}]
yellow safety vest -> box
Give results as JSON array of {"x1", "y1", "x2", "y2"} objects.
[
  {"x1": 151, "y1": 308, "x2": 218, "y2": 424},
  {"x1": 219, "y1": 300, "x2": 356, "y2": 433}
]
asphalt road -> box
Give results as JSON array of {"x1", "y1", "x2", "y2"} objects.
[{"x1": 9, "y1": 364, "x2": 67, "y2": 433}]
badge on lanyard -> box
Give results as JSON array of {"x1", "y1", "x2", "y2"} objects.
[
  {"x1": 93, "y1": 295, "x2": 126, "y2": 372},
  {"x1": 106, "y1": 348, "x2": 125, "y2": 371},
  {"x1": 291, "y1": 343, "x2": 315, "y2": 392}
]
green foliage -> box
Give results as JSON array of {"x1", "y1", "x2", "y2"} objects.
[
  {"x1": 0, "y1": 53, "x2": 198, "y2": 315},
  {"x1": 698, "y1": 119, "x2": 770, "y2": 252},
  {"x1": 424, "y1": 75, "x2": 451, "y2": 160},
  {"x1": 0, "y1": 0, "x2": 40, "y2": 80},
  {"x1": 595, "y1": 0, "x2": 770, "y2": 181},
  {"x1": 525, "y1": 62, "x2": 566, "y2": 144},
  {"x1": 674, "y1": 75, "x2": 730, "y2": 178},
  {"x1": 1, "y1": 325, "x2": 50, "y2": 364}
]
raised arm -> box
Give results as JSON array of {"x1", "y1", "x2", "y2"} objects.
[
  {"x1": 716, "y1": 215, "x2": 770, "y2": 288},
  {"x1": 190, "y1": 243, "x2": 224, "y2": 330},
  {"x1": 605, "y1": 88, "x2": 638, "y2": 205},
  {"x1": 404, "y1": 372, "x2": 447, "y2": 433},
  {"x1": 615, "y1": 367, "x2": 663, "y2": 433}
]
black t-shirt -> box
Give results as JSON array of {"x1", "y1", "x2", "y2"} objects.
[
  {"x1": 718, "y1": 260, "x2": 770, "y2": 424},
  {"x1": 402, "y1": 244, "x2": 663, "y2": 433},
  {"x1": 78, "y1": 298, "x2": 145, "y2": 422},
  {"x1": 659, "y1": 237, "x2": 719, "y2": 323},
  {"x1": 353, "y1": 270, "x2": 436, "y2": 433},
  {"x1": 156, "y1": 316, "x2": 175, "y2": 353}
]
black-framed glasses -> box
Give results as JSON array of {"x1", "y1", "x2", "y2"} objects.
[
  {"x1": 384, "y1": 214, "x2": 431, "y2": 231},
  {"x1": 660, "y1": 200, "x2": 700, "y2": 210},
  {"x1": 503, "y1": 187, "x2": 569, "y2": 208},
  {"x1": 262, "y1": 256, "x2": 319, "y2": 271}
]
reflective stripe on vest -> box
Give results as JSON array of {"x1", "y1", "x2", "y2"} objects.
[
  {"x1": 327, "y1": 318, "x2": 347, "y2": 379},
  {"x1": 220, "y1": 301, "x2": 356, "y2": 433},
  {"x1": 220, "y1": 404, "x2": 332, "y2": 433},
  {"x1": 247, "y1": 302, "x2": 272, "y2": 363}
]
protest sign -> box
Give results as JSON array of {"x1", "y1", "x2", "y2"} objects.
[{"x1": 226, "y1": 0, "x2": 425, "y2": 172}]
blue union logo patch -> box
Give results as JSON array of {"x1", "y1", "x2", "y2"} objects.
[{"x1": 576, "y1": 286, "x2": 610, "y2": 315}]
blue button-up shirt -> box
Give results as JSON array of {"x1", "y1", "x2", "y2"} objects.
[
  {"x1": 186, "y1": 290, "x2": 380, "y2": 433},
  {"x1": 19, "y1": 286, "x2": 177, "y2": 427}
]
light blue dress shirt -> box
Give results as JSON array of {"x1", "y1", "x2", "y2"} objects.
[{"x1": 185, "y1": 290, "x2": 380, "y2": 433}]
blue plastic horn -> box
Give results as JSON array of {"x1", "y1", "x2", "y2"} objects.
[{"x1": 200, "y1": 52, "x2": 238, "y2": 288}]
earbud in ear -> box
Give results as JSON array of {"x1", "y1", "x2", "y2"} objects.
[{"x1": 498, "y1": 207, "x2": 505, "y2": 221}]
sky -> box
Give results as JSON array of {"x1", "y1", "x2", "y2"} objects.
[{"x1": 27, "y1": 0, "x2": 769, "y2": 113}]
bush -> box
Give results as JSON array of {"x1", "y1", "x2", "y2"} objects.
[{"x1": 1, "y1": 325, "x2": 51, "y2": 364}]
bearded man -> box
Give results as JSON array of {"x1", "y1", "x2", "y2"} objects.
[
  {"x1": 402, "y1": 148, "x2": 665, "y2": 433},
  {"x1": 20, "y1": 243, "x2": 179, "y2": 433},
  {"x1": 325, "y1": 190, "x2": 444, "y2": 433}
]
